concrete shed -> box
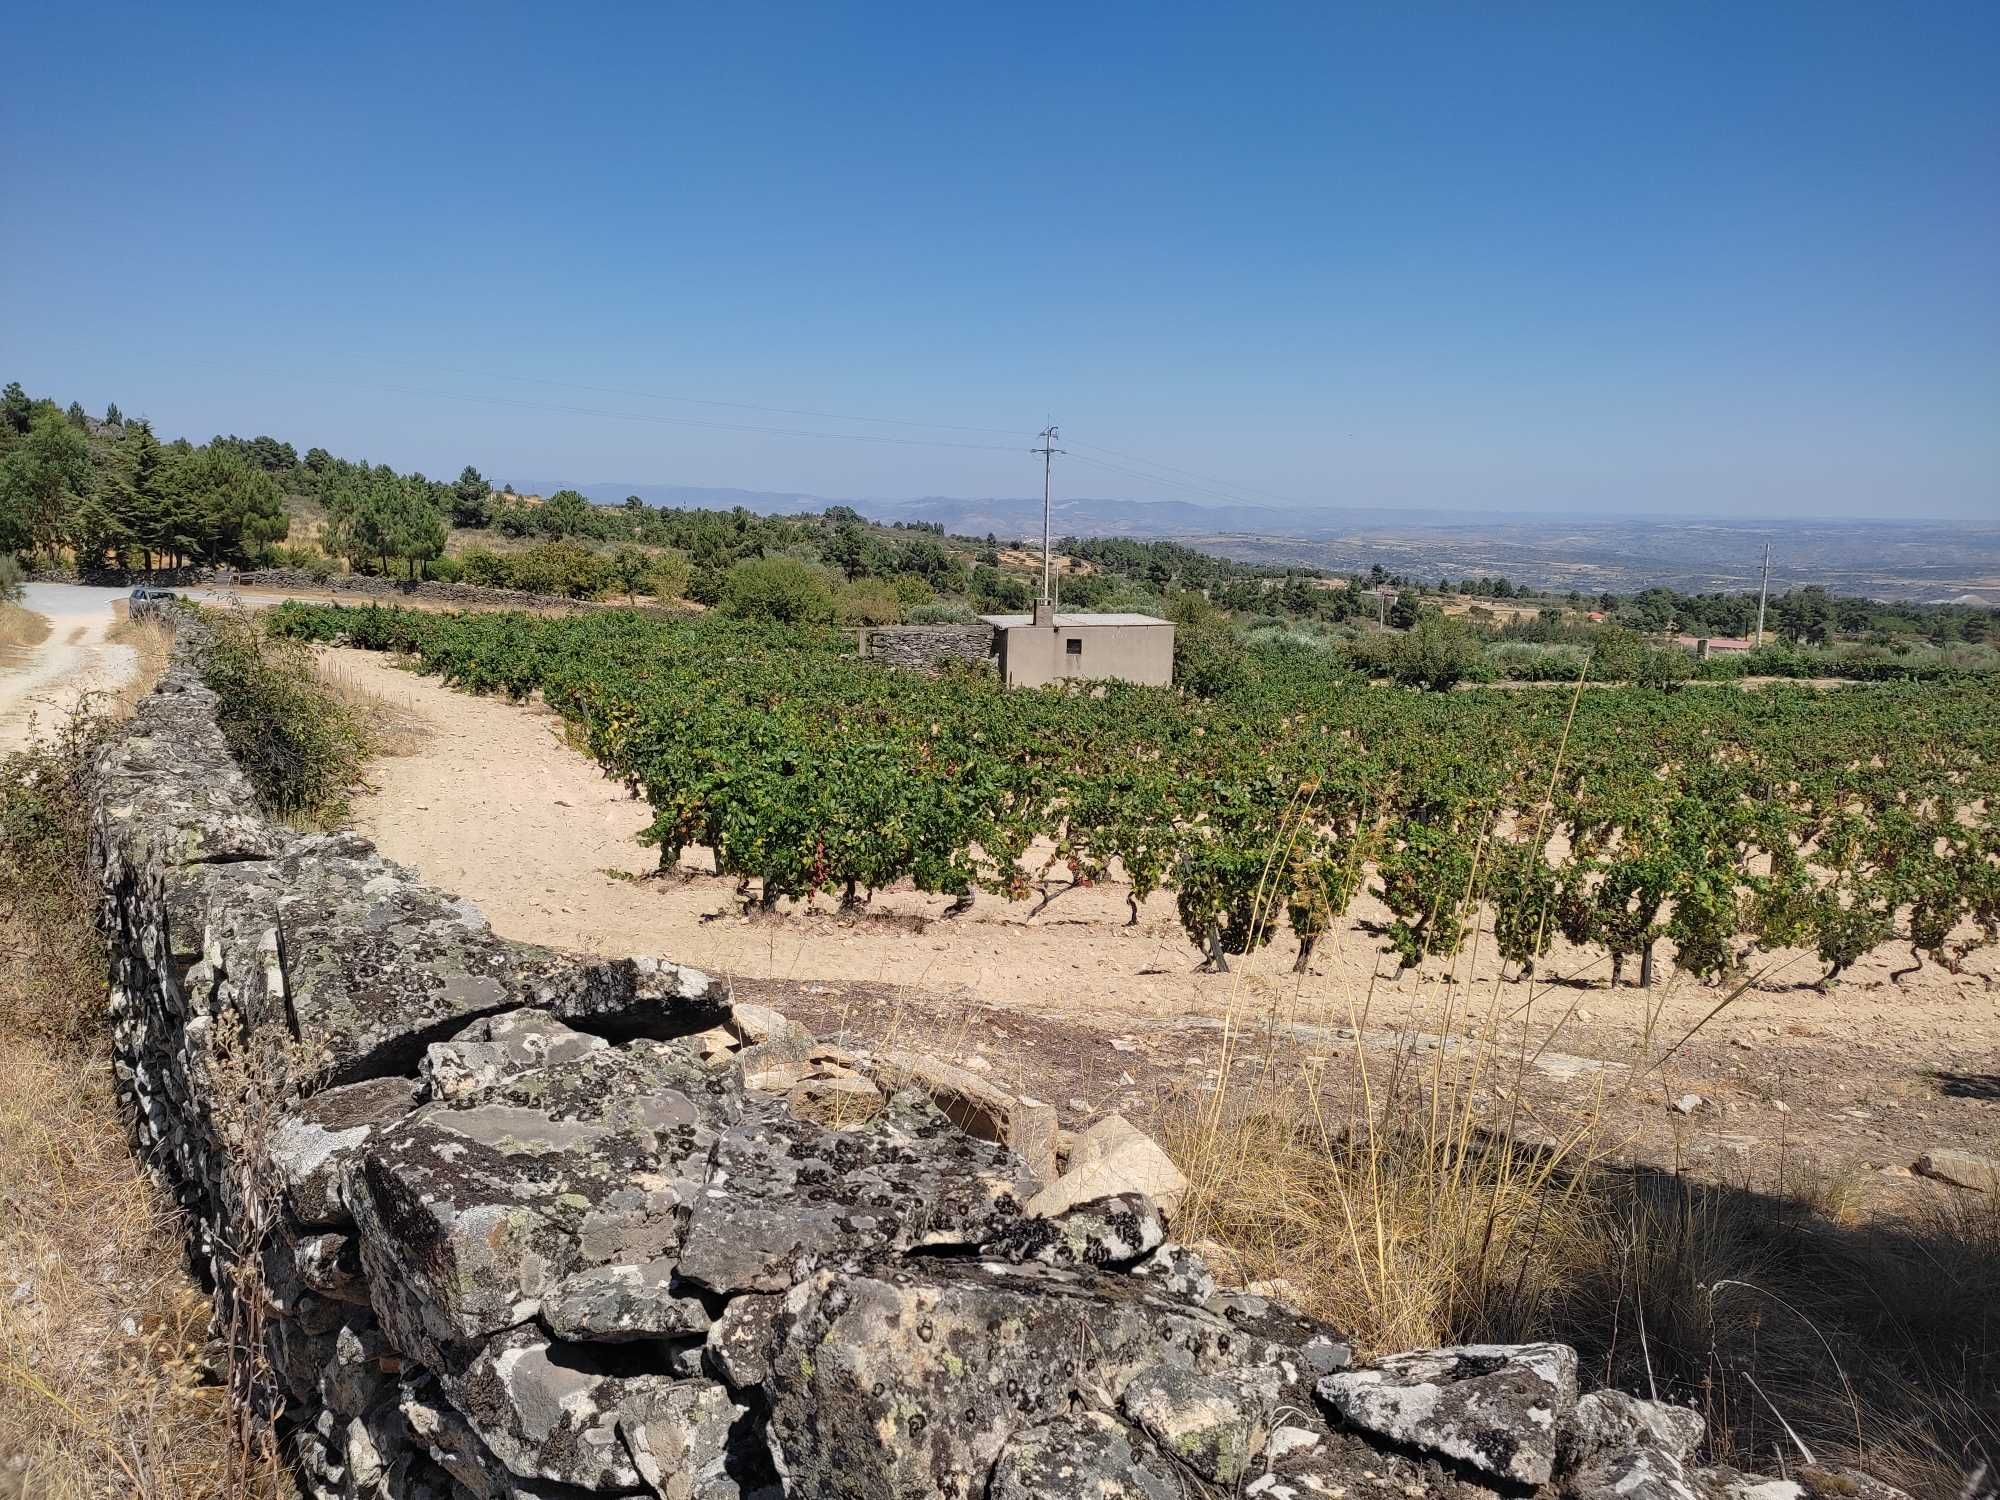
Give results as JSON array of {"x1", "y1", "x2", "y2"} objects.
[{"x1": 979, "y1": 605, "x2": 1175, "y2": 688}]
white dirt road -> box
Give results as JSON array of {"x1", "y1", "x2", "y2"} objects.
[{"x1": 0, "y1": 584, "x2": 137, "y2": 753}]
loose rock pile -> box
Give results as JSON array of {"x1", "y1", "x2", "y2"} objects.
[{"x1": 89, "y1": 620, "x2": 1908, "y2": 1500}]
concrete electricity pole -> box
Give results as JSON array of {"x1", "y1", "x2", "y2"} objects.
[
  {"x1": 1033, "y1": 425, "x2": 1063, "y2": 613},
  {"x1": 1754, "y1": 542, "x2": 1772, "y2": 648}
]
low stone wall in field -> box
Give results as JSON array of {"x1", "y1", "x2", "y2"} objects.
[
  {"x1": 197, "y1": 565, "x2": 626, "y2": 611},
  {"x1": 89, "y1": 620, "x2": 1899, "y2": 1500},
  {"x1": 857, "y1": 622, "x2": 996, "y2": 672},
  {"x1": 856, "y1": 624, "x2": 996, "y2": 668},
  {"x1": 30, "y1": 561, "x2": 624, "y2": 611}
]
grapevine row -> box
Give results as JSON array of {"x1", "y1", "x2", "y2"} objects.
[{"x1": 269, "y1": 602, "x2": 2000, "y2": 987}]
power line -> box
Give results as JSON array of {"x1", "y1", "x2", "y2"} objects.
[
  {"x1": 412, "y1": 366, "x2": 1304, "y2": 508},
  {"x1": 427, "y1": 366, "x2": 1027, "y2": 437},
  {"x1": 177, "y1": 357, "x2": 1311, "y2": 511},
  {"x1": 355, "y1": 380, "x2": 1029, "y2": 454},
  {"x1": 1067, "y1": 438, "x2": 1312, "y2": 510},
  {"x1": 1064, "y1": 450, "x2": 1247, "y2": 508}
]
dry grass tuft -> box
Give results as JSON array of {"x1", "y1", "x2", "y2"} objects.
[
  {"x1": 312, "y1": 649, "x2": 430, "y2": 757},
  {"x1": 104, "y1": 609, "x2": 176, "y2": 713},
  {"x1": 0, "y1": 1037, "x2": 287, "y2": 1499},
  {"x1": 0, "y1": 601, "x2": 53, "y2": 656},
  {"x1": 1161, "y1": 999, "x2": 2000, "y2": 1498}
]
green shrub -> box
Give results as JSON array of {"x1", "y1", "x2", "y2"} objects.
[
  {"x1": 836, "y1": 578, "x2": 903, "y2": 626},
  {"x1": 200, "y1": 612, "x2": 368, "y2": 828},
  {"x1": 0, "y1": 554, "x2": 22, "y2": 602},
  {"x1": 1175, "y1": 618, "x2": 1253, "y2": 698},
  {"x1": 1389, "y1": 616, "x2": 1487, "y2": 691},
  {"x1": 507, "y1": 541, "x2": 610, "y2": 599},
  {"x1": 648, "y1": 550, "x2": 693, "y2": 602},
  {"x1": 722, "y1": 556, "x2": 836, "y2": 625},
  {"x1": 426, "y1": 555, "x2": 465, "y2": 584},
  {"x1": 891, "y1": 575, "x2": 936, "y2": 608},
  {"x1": 460, "y1": 546, "x2": 510, "y2": 587},
  {"x1": 1485, "y1": 640, "x2": 1591, "y2": 681},
  {"x1": 906, "y1": 601, "x2": 975, "y2": 625},
  {"x1": 263, "y1": 543, "x2": 319, "y2": 570}
]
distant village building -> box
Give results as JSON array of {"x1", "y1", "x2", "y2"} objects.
[{"x1": 978, "y1": 605, "x2": 1175, "y2": 688}]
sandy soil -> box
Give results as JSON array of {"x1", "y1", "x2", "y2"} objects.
[
  {"x1": 335, "y1": 644, "x2": 2000, "y2": 1201},
  {"x1": 0, "y1": 584, "x2": 139, "y2": 752}
]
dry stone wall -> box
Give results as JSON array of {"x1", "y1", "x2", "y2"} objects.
[
  {"x1": 198, "y1": 566, "x2": 651, "y2": 611},
  {"x1": 89, "y1": 619, "x2": 1906, "y2": 1500},
  {"x1": 857, "y1": 623, "x2": 996, "y2": 672}
]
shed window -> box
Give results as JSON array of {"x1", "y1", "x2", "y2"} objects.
[{"x1": 1065, "y1": 638, "x2": 1083, "y2": 656}]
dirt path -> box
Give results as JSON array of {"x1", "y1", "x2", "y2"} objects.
[
  {"x1": 334, "y1": 645, "x2": 2000, "y2": 1199},
  {"x1": 0, "y1": 584, "x2": 139, "y2": 752}
]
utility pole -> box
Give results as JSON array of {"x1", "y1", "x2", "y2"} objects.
[
  {"x1": 1033, "y1": 425, "x2": 1063, "y2": 613},
  {"x1": 1754, "y1": 542, "x2": 1772, "y2": 648}
]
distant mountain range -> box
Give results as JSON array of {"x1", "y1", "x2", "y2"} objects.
[
  {"x1": 522, "y1": 481, "x2": 1499, "y2": 537},
  {"x1": 521, "y1": 482, "x2": 2000, "y2": 604}
]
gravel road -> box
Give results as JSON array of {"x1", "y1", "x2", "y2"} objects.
[{"x1": 0, "y1": 583, "x2": 137, "y2": 752}]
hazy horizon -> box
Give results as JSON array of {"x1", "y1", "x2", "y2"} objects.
[{"x1": 7, "y1": 4, "x2": 1995, "y2": 521}]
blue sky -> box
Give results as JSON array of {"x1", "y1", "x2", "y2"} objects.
[{"x1": 4, "y1": 2, "x2": 1995, "y2": 519}]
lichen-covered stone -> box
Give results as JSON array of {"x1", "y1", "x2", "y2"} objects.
[
  {"x1": 195, "y1": 839, "x2": 733, "y2": 1088},
  {"x1": 1572, "y1": 1446, "x2": 1703, "y2": 1500},
  {"x1": 985, "y1": 1192, "x2": 1166, "y2": 1268},
  {"x1": 1318, "y1": 1342, "x2": 1578, "y2": 1486},
  {"x1": 543, "y1": 1258, "x2": 714, "y2": 1341},
  {"x1": 421, "y1": 1007, "x2": 607, "y2": 1102},
  {"x1": 435, "y1": 1323, "x2": 729, "y2": 1492},
  {"x1": 704, "y1": 1293, "x2": 788, "y2": 1392},
  {"x1": 674, "y1": 1097, "x2": 1038, "y2": 1295},
  {"x1": 1566, "y1": 1388, "x2": 1706, "y2": 1469},
  {"x1": 1127, "y1": 1242, "x2": 1217, "y2": 1303},
  {"x1": 352, "y1": 1035, "x2": 732, "y2": 1361},
  {"x1": 268, "y1": 1076, "x2": 420, "y2": 1228},
  {"x1": 987, "y1": 1410, "x2": 1183, "y2": 1499},
  {"x1": 616, "y1": 1379, "x2": 751, "y2": 1500},
  {"x1": 1120, "y1": 1360, "x2": 1282, "y2": 1484},
  {"x1": 764, "y1": 1257, "x2": 1325, "y2": 1498}
]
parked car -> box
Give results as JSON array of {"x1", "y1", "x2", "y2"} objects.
[{"x1": 128, "y1": 585, "x2": 179, "y2": 619}]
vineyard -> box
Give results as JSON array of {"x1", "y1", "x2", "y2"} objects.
[{"x1": 270, "y1": 601, "x2": 2000, "y2": 989}]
